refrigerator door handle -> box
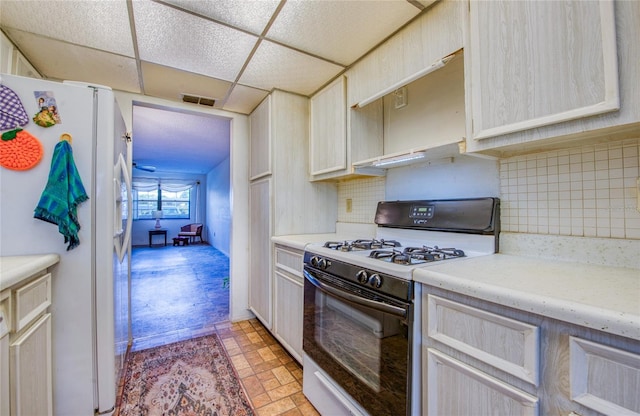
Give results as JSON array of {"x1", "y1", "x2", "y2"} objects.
[
  {"x1": 113, "y1": 154, "x2": 132, "y2": 263},
  {"x1": 113, "y1": 159, "x2": 124, "y2": 239},
  {"x1": 121, "y1": 154, "x2": 133, "y2": 261}
]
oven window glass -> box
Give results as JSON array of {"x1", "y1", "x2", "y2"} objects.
[{"x1": 304, "y1": 272, "x2": 410, "y2": 416}]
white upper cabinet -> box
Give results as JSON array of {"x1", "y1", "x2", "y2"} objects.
[
  {"x1": 309, "y1": 0, "x2": 467, "y2": 181},
  {"x1": 249, "y1": 96, "x2": 271, "y2": 180},
  {"x1": 465, "y1": 0, "x2": 640, "y2": 154},
  {"x1": 347, "y1": 0, "x2": 466, "y2": 107},
  {"x1": 310, "y1": 76, "x2": 347, "y2": 176}
]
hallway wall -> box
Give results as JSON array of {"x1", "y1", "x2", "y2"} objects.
[{"x1": 207, "y1": 157, "x2": 231, "y2": 256}]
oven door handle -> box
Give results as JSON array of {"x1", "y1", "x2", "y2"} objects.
[{"x1": 304, "y1": 270, "x2": 408, "y2": 318}]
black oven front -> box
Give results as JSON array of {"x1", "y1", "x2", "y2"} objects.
[{"x1": 303, "y1": 257, "x2": 414, "y2": 416}]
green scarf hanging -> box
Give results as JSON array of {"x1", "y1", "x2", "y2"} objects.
[{"x1": 34, "y1": 140, "x2": 89, "y2": 250}]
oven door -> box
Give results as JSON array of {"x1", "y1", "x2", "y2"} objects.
[{"x1": 303, "y1": 266, "x2": 413, "y2": 416}]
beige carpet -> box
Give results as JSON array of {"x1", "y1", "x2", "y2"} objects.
[{"x1": 116, "y1": 334, "x2": 254, "y2": 416}]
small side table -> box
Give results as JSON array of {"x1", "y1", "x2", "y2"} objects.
[{"x1": 148, "y1": 229, "x2": 167, "y2": 247}]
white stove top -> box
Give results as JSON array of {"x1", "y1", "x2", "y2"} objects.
[{"x1": 305, "y1": 228, "x2": 497, "y2": 281}]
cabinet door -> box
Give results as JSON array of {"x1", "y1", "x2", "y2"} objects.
[
  {"x1": 1, "y1": 335, "x2": 8, "y2": 416},
  {"x1": 426, "y1": 349, "x2": 539, "y2": 416},
  {"x1": 310, "y1": 76, "x2": 347, "y2": 176},
  {"x1": 249, "y1": 96, "x2": 271, "y2": 180},
  {"x1": 569, "y1": 337, "x2": 640, "y2": 415},
  {"x1": 469, "y1": 0, "x2": 619, "y2": 140},
  {"x1": 274, "y1": 271, "x2": 303, "y2": 362},
  {"x1": 249, "y1": 178, "x2": 272, "y2": 328},
  {"x1": 10, "y1": 313, "x2": 52, "y2": 416}
]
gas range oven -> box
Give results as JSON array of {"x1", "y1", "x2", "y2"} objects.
[{"x1": 302, "y1": 198, "x2": 500, "y2": 416}]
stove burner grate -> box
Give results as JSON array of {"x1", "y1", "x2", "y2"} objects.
[
  {"x1": 369, "y1": 246, "x2": 466, "y2": 265},
  {"x1": 324, "y1": 239, "x2": 402, "y2": 252}
]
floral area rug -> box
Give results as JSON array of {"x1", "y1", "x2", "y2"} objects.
[{"x1": 117, "y1": 334, "x2": 254, "y2": 416}]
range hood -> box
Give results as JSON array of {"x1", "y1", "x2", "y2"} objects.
[{"x1": 352, "y1": 141, "x2": 465, "y2": 176}]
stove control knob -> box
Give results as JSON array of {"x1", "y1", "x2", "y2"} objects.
[
  {"x1": 369, "y1": 274, "x2": 382, "y2": 288},
  {"x1": 310, "y1": 256, "x2": 320, "y2": 267},
  {"x1": 317, "y1": 258, "x2": 330, "y2": 269},
  {"x1": 356, "y1": 270, "x2": 369, "y2": 284}
]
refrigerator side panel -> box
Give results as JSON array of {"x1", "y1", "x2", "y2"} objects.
[
  {"x1": 93, "y1": 87, "x2": 119, "y2": 414},
  {"x1": 0, "y1": 74, "x2": 97, "y2": 414}
]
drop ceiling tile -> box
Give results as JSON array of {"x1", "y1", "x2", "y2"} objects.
[
  {"x1": 141, "y1": 61, "x2": 232, "y2": 104},
  {"x1": 266, "y1": 0, "x2": 421, "y2": 66},
  {"x1": 0, "y1": 0, "x2": 134, "y2": 57},
  {"x1": 4, "y1": 29, "x2": 140, "y2": 93},
  {"x1": 161, "y1": 0, "x2": 280, "y2": 35},
  {"x1": 133, "y1": 0, "x2": 258, "y2": 82},
  {"x1": 222, "y1": 84, "x2": 270, "y2": 114},
  {"x1": 240, "y1": 40, "x2": 344, "y2": 96}
]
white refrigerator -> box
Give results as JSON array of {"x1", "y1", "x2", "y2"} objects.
[{"x1": 0, "y1": 73, "x2": 132, "y2": 415}]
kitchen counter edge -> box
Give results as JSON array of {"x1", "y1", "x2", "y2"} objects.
[
  {"x1": 271, "y1": 233, "x2": 346, "y2": 251},
  {"x1": 1, "y1": 254, "x2": 60, "y2": 290},
  {"x1": 414, "y1": 253, "x2": 640, "y2": 341}
]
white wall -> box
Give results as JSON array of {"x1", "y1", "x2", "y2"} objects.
[
  {"x1": 386, "y1": 155, "x2": 500, "y2": 201},
  {"x1": 206, "y1": 157, "x2": 231, "y2": 256}
]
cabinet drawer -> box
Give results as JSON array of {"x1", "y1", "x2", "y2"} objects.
[
  {"x1": 570, "y1": 337, "x2": 640, "y2": 415},
  {"x1": 426, "y1": 348, "x2": 539, "y2": 416},
  {"x1": 426, "y1": 294, "x2": 540, "y2": 385},
  {"x1": 274, "y1": 246, "x2": 303, "y2": 278},
  {"x1": 14, "y1": 273, "x2": 51, "y2": 332}
]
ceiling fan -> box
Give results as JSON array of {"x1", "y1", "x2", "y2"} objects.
[{"x1": 133, "y1": 161, "x2": 156, "y2": 172}]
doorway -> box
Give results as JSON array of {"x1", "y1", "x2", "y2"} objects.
[{"x1": 130, "y1": 103, "x2": 232, "y2": 350}]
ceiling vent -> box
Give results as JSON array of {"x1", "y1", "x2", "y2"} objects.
[{"x1": 181, "y1": 93, "x2": 215, "y2": 107}]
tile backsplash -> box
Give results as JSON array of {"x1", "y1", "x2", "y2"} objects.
[
  {"x1": 337, "y1": 176, "x2": 385, "y2": 223},
  {"x1": 499, "y1": 138, "x2": 640, "y2": 239}
]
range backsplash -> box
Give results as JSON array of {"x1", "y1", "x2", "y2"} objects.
[
  {"x1": 338, "y1": 137, "x2": 640, "y2": 242},
  {"x1": 337, "y1": 176, "x2": 385, "y2": 223},
  {"x1": 500, "y1": 137, "x2": 640, "y2": 240}
]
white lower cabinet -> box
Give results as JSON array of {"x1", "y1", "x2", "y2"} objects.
[
  {"x1": 273, "y1": 245, "x2": 304, "y2": 362},
  {"x1": 10, "y1": 313, "x2": 52, "y2": 416},
  {"x1": 569, "y1": 337, "x2": 640, "y2": 415},
  {"x1": 422, "y1": 285, "x2": 640, "y2": 416},
  {"x1": 1, "y1": 268, "x2": 54, "y2": 416},
  {"x1": 1, "y1": 332, "x2": 9, "y2": 416},
  {"x1": 427, "y1": 349, "x2": 538, "y2": 416}
]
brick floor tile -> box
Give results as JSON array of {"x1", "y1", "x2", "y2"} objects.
[
  {"x1": 261, "y1": 377, "x2": 282, "y2": 392},
  {"x1": 243, "y1": 375, "x2": 266, "y2": 398},
  {"x1": 272, "y1": 366, "x2": 296, "y2": 385},
  {"x1": 266, "y1": 381, "x2": 302, "y2": 402},
  {"x1": 251, "y1": 392, "x2": 273, "y2": 409},
  {"x1": 256, "y1": 397, "x2": 296, "y2": 416}
]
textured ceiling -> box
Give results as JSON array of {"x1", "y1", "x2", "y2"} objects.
[{"x1": 1, "y1": 0, "x2": 435, "y2": 174}]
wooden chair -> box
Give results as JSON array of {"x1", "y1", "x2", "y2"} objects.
[{"x1": 178, "y1": 223, "x2": 203, "y2": 243}]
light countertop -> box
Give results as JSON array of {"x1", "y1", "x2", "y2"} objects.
[
  {"x1": 1, "y1": 254, "x2": 60, "y2": 290},
  {"x1": 271, "y1": 223, "x2": 378, "y2": 251},
  {"x1": 272, "y1": 233, "x2": 346, "y2": 251},
  {"x1": 414, "y1": 254, "x2": 640, "y2": 341}
]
